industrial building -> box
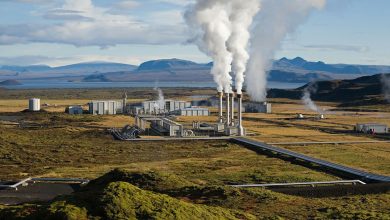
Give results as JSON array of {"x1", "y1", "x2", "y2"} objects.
[
  {"x1": 127, "y1": 90, "x2": 246, "y2": 138},
  {"x1": 89, "y1": 100, "x2": 123, "y2": 115},
  {"x1": 355, "y1": 123, "x2": 388, "y2": 134},
  {"x1": 66, "y1": 106, "x2": 83, "y2": 115},
  {"x1": 151, "y1": 118, "x2": 184, "y2": 137},
  {"x1": 129, "y1": 100, "x2": 192, "y2": 115},
  {"x1": 245, "y1": 102, "x2": 272, "y2": 113},
  {"x1": 174, "y1": 108, "x2": 210, "y2": 116},
  {"x1": 28, "y1": 98, "x2": 41, "y2": 112},
  {"x1": 134, "y1": 115, "x2": 185, "y2": 137}
]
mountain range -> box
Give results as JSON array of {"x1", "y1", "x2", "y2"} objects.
[{"x1": 1, "y1": 57, "x2": 389, "y2": 83}]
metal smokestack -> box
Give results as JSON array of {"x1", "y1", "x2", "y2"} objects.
[
  {"x1": 218, "y1": 92, "x2": 223, "y2": 123},
  {"x1": 225, "y1": 92, "x2": 230, "y2": 126},
  {"x1": 231, "y1": 90, "x2": 235, "y2": 126},
  {"x1": 237, "y1": 93, "x2": 244, "y2": 136}
]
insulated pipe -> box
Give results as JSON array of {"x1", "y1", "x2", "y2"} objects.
[
  {"x1": 237, "y1": 93, "x2": 244, "y2": 136},
  {"x1": 218, "y1": 92, "x2": 223, "y2": 123},
  {"x1": 225, "y1": 93, "x2": 230, "y2": 126}
]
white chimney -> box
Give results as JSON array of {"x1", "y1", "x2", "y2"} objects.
[
  {"x1": 225, "y1": 92, "x2": 230, "y2": 126},
  {"x1": 218, "y1": 92, "x2": 223, "y2": 123},
  {"x1": 231, "y1": 91, "x2": 235, "y2": 126},
  {"x1": 237, "y1": 93, "x2": 244, "y2": 136}
]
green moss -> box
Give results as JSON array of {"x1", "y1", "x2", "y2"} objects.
[
  {"x1": 100, "y1": 181, "x2": 253, "y2": 220},
  {"x1": 90, "y1": 169, "x2": 195, "y2": 192},
  {"x1": 45, "y1": 201, "x2": 88, "y2": 220},
  {"x1": 317, "y1": 207, "x2": 390, "y2": 220}
]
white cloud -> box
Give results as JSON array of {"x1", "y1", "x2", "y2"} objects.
[
  {"x1": 304, "y1": 44, "x2": 370, "y2": 53},
  {"x1": 0, "y1": 0, "x2": 187, "y2": 47},
  {"x1": 155, "y1": 0, "x2": 194, "y2": 6},
  {"x1": 115, "y1": 0, "x2": 140, "y2": 10}
]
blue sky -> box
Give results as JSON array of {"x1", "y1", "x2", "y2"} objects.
[{"x1": 0, "y1": 0, "x2": 388, "y2": 66}]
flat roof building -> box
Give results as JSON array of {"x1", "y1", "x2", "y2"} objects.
[
  {"x1": 356, "y1": 123, "x2": 388, "y2": 134},
  {"x1": 175, "y1": 108, "x2": 210, "y2": 116},
  {"x1": 89, "y1": 100, "x2": 123, "y2": 115},
  {"x1": 245, "y1": 102, "x2": 272, "y2": 114}
]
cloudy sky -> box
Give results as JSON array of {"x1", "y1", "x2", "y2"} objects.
[{"x1": 0, "y1": 0, "x2": 389, "y2": 66}]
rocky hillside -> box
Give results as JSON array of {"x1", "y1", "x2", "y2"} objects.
[{"x1": 268, "y1": 73, "x2": 390, "y2": 106}]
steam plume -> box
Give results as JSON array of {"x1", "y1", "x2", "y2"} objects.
[
  {"x1": 301, "y1": 83, "x2": 323, "y2": 114},
  {"x1": 185, "y1": 0, "x2": 233, "y2": 92},
  {"x1": 381, "y1": 74, "x2": 390, "y2": 103},
  {"x1": 154, "y1": 86, "x2": 165, "y2": 110},
  {"x1": 226, "y1": 0, "x2": 260, "y2": 94},
  {"x1": 246, "y1": 0, "x2": 326, "y2": 101}
]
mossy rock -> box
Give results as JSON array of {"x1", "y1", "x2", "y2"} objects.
[
  {"x1": 99, "y1": 181, "x2": 254, "y2": 220},
  {"x1": 88, "y1": 169, "x2": 194, "y2": 192}
]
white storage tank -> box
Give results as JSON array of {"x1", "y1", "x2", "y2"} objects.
[{"x1": 29, "y1": 98, "x2": 41, "y2": 112}]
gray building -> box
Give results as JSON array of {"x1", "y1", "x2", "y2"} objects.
[
  {"x1": 150, "y1": 118, "x2": 184, "y2": 137},
  {"x1": 89, "y1": 100, "x2": 123, "y2": 115},
  {"x1": 175, "y1": 108, "x2": 210, "y2": 116},
  {"x1": 67, "y1": 106, "x2": 83, "y2": 115},
  {"x1": 355, "y1": 123, "x2": 388, "y2": 134},
  {"x1": 131, "y1": 100, "x2": 192, "y2": 115},
  {"x1": 245, "y1": 102, "x2": 272, "y2": 114}
]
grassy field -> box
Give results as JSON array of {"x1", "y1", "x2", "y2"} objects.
[
  {"x1": 0, "y1": 88, "x2": 390, "y2": 219},
  {"x1": 0, "y1": 112, "x2": 337, "y2": 183}
]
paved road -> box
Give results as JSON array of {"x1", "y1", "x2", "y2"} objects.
[
  {"x1": 0, "y1": 183, "x2": 80, "y2": 205},
  {"x1": 233, "y1": 137, "x2": 390, "y2": 183}
]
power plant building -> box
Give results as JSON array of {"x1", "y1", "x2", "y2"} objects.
[
  {"x1": 130, "y1": 100, "x2": 192, "y2": 115},
  {"x1": 151, "y1": 118, "x2": 184, "y2": 137},
  {"x1": 175, "y1": 108, "x2": 210, "y2": 116},
  {"x1": 89, "y1": 100, "x2": 123, "y2": 115},
  {"x1": 245, "y1": 102, "x2": 272, "y2": 114},
  {"x1": 29, "y1": 98, "x2": 41, "y2": 112}
]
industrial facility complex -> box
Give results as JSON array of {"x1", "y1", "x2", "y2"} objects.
[
  {"x1": 111, "y1": 91, "x2": 247, "y2": 138},
  {"x1": 24, "y1": 91, "x2": 390, "y2": 140}
]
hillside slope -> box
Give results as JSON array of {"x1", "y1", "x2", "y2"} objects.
[{"x1": 268, "y1": 73, "x2": 389, "y2": 106}]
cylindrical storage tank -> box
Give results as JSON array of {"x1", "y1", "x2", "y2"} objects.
[{"x1": 29, "y1": 98, "x2": 41, "y2": 111}]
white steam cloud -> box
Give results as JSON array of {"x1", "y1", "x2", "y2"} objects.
[
  {"x1": 381, "y1": 74, "x2": 390, "y2": 103},
  {"x1": 185, "y1": 0, "x2": 233, "y2": 93},
  {"x1": 185, "y1": 0, "x2": 259, "y2": 93},
  {"x1": 226, "y1": 0, "x2": 260, "y2": 94},
  {"x1": 185, "y1": 0, "x2": 326, "y2": 98},
  {"x1": 246, "y1": 0, "x2": 326, "y2": 101},
  {"x1": 301, "y1": 83, "x2": 324, "y2": 114},
  {"x1": 154, "y1": 86, "x2": 165, "y2": 110}
]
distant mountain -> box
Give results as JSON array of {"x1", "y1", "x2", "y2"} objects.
[
  {"x1": 0, "y1": 79, "x2": 22, "y2": 85},
  {"x1": 137, "y1": 59, "x2": 207, "y2": 72},
  {"x1": 0, "y1": 62, "x2": 137, "y2": 79},
  {"x1": 268, "y1": 73, "x2": 389, "y2": 106},
  {"x1": 82, "y1": 74, "x2": 112, "y2": 82},
  {"x1": 1, "y1": 57, "x2": 390, "y2": 85},
  {"x1": 0, "y1": 65, "x2": 51, "y2": 72},
  {"x1": 273, "y1": 57, "x2": 390, "y2": 75},
  {"x1": 268, "y1": 70, "x2": 333, "y2": 83},
  {"x1": 56, "y1": 62, "x2": 137, "y2": 73}
]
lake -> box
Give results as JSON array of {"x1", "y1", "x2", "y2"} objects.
[{"x1": 2, "y1": 80, "x2": 304, "y2": 90}]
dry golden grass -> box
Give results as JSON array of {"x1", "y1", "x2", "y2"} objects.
[{"x1": 1, "y1": 96, "x2": 390, "y2": 176}]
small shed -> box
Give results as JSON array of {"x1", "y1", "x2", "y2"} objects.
[{"x1": 67, "y1": 106, "x2": 83, "y2": 115}]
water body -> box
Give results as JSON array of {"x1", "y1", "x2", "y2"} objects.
[{"x1": 3, "y1": 80, "x2": 304, "y2": 90}]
